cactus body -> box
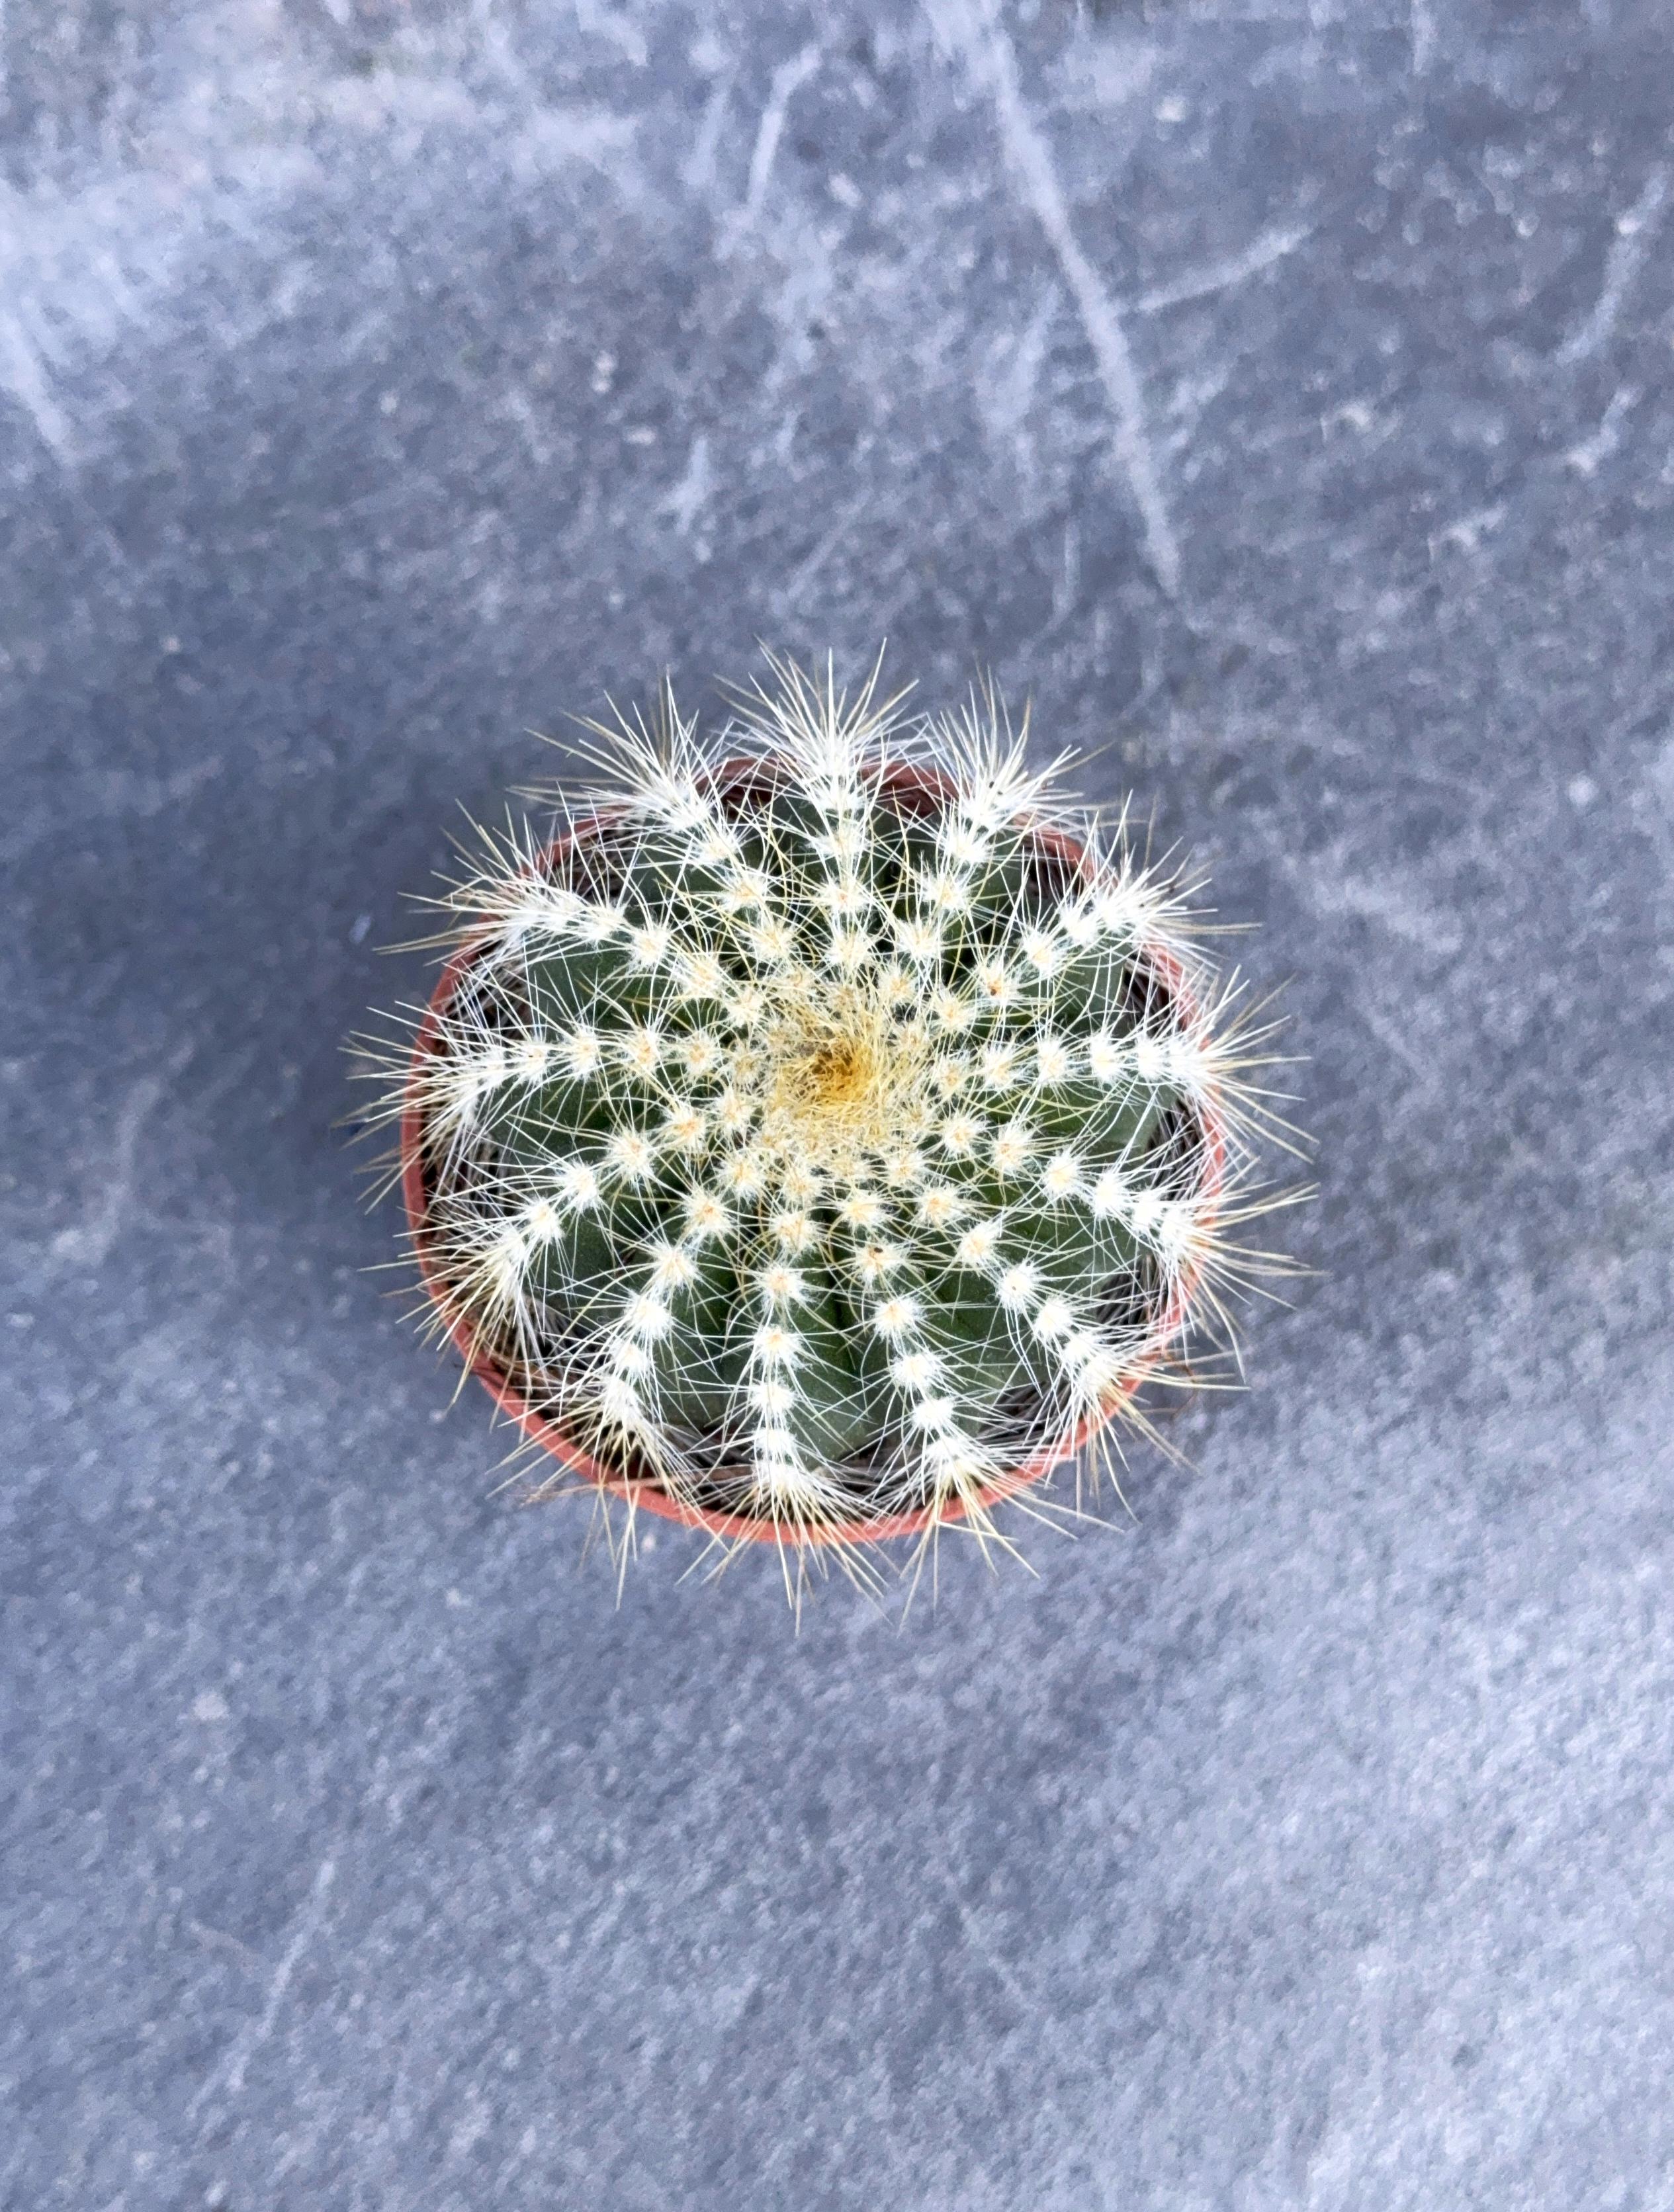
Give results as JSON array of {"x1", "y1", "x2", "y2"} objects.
[{"x1": 381, "y1": 657, "x2": 1288, "y2": 1561}]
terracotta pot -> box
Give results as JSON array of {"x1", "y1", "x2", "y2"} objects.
[{"x1": 400, "y1": 761, "x2": 1226, "y2": 1547}]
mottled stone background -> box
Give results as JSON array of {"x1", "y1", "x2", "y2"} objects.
[{"x1": 5, "y1": 2, "x2": 1673, "y2": 2205}]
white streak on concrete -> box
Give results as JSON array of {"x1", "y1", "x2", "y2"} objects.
[
  {"x1": 1429, "y1": 503, "x2": 1505, "y2": 560},
  {"x1": 928, "y1": 0, "x2": 1181, "y2": 597},
  {"x1": 1555, "y1": 169, "x2": 1668, "y2": 367},
  {"x1": 1411, "y1": 0, "x2": 1435, "y2": 74},
  {"x1": 0, "y1": 310, "x2": 75, "y2": 464},
  {"x1": 1135, "y1": 221, "x2": 1314, "y2": 314},
  {"x1": 1287, "y1": 852, "x2": 1464, "y2": 958},
  {"x1": 188, "y1": 1857, "x2": 337, "y2": 2119},
  {"x1": 507, "y1": 105, "x2": 637, "y2": 183},
  {"x1": 685, "y1": 73, "x2": 733, "y2": 198},
  {"x1": 779, "y1": 486, "x2": 872, "y2": 604},
  {"x1": 1052, "y1": 515, "x2": 1080, "y2": 626},
  {"x1": 50, "y1": 1075, "x2": 167, "y2": 1271},
  {"x1": 660, "y1": 433, "x2": 712, "y2": 535},
  {"x1": 1563, "y1": 384, "x2": 1638, "y2": 476},
  {"x1": 741, "y1": 44, "x2": 822, "y2": 223},
  {"x1": 938, "y1": 1872, "x2": 1037, "y2": 2018},
  {"x1": 975, "y1": 282, "x2": 1059, "y2": 452},
  {"x1": 572, "y1": 0, "x2": 648, "y2": 68}
]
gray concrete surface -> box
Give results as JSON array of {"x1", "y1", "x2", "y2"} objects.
[{"x1": 5, "y1": 2, "x2": 1673, "y2": 2205}]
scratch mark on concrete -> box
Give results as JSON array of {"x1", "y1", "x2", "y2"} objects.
[
  {"x1": 1356, "y1": 998, "x2": 1433, "y2": 1084},
  {"x1": 976, "y1": 281, "x2": 1059, "y2": 450},
  {"x1": 50, "y1": 1073, "x2": 167, "y2": 1270},
  {"x1": 1429, "y1": 502, "x2": 1505, "y2": 560},
  {"x1": 1135, "y1": 221, "x2": 1315, "y2": 314},
  {"x1": 1555, "y1": 168, "x2": 1668, "y2": 366},
  {"x1": 1052, "y1": 516, "x2": 1080, "y2": 626},
  {"x1": 928, "y1": 0, "x2": 1180, "y2": 597},
  {"x1": 938, "y1": 1872, "x2": 1037, "y2": 2017},
  {"x1": 685, "y1": 71, "x2": 733, "y2": 198},
  {"x1": 507, "y1": 105, "x2": 637, "y2": 183},
  {"x1": 1410, "y1": 0, "x2": 1435, "y2": 75},
  {"x1": 1563, "y1": 383, "x2": 1638, "y2": 476},
  {"x1": 188, "y1": 1857, "x2": 337, "y2": 2119},
  {"x1": 741, "y1": 44, "x2": 821, "y2": 223},
  {"x1": 1287, "y1": 853, "x2": 1464, "y2": 958},
  {"x1": 778, "y1": 486, "x2": 872, "y2": 604},
  {"x1": 187, "y1": 1918, "x2": 263, "y2": 1973},
  {"x1": 572, "y1": 0, "x2": 648, "y2": 69},
  {"x1": 0, "y1": 312, "x2": 75, "y2": 464},
  {"x1": 660, "y1": 433, "x2": 711, "y2": 535}
]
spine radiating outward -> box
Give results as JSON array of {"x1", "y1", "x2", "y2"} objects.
[{"x1": 362, "y1": 654, "x2": 1300, "y2": 1575}]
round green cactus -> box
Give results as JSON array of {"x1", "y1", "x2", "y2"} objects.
[{"x1": 374, "y1": 654, "x2": 1292, "y2": 1567}]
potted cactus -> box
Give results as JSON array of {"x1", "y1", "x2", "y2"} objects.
[{"x1": 370, "y1": 654, "x2": 1289, "y2": 1578}]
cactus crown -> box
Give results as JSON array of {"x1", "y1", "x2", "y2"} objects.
[{"x1": 374, "y1": 654, "x2": 1292, "y2": 1571}]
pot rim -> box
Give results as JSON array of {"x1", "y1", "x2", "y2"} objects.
[{"x1": 399, "y1": 756, "x2": 1227, "y2": 1547}]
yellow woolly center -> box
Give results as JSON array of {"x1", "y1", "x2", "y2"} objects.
[
  {"x1": 799, "y1": 1037, "x2": 874, "y2": 1111},
  {"x1": 757, "y1": 989, "x2": 928, "y2": 1170}
]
